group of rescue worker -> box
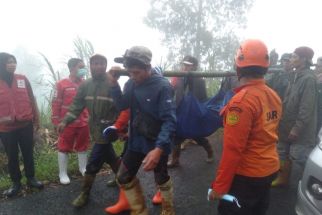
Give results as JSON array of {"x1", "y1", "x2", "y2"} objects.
[{"x1": 0, "y1": 38, "x2": 321, "y2": 215}]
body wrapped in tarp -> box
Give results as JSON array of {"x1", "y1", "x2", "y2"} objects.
[{"x1": 176, "y1": 89, "x2": 234, "y2": 138}]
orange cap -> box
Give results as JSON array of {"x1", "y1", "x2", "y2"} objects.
[{"x1": 235, "y1": 39, "x2": 269, "y2": 68}]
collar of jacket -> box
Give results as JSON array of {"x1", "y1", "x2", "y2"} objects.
[
  {"x1": 92, "y1": 74, "x2": 107, "y2": 82},
  {"x1": 233, "y1": 79, "x2": 265, "y2": 93},
  {"x1": 294, "y1": 68, "x2": 312, "y2": 78},
  {"x1": 69, "y1": 75, "x2": 82, "y2": 84},
  {"x1": 133, "y1": 72, "x2": 161, "y2": 87}
]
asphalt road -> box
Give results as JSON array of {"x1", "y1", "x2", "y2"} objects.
[{"x1": 0, "y1": 134, "x2": 298, "y2": 215}]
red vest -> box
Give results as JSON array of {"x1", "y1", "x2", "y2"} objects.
[
  {"x1": 51, "y1": 78, "x2": 88, "y2": 127},
  {"x1": 0, "y1": 74, "x2": 33, "y2": 124}
]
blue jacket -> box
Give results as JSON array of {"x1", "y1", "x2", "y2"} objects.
[{"x1": 110, "y1": 73, "x2": 176, "y2": 155}]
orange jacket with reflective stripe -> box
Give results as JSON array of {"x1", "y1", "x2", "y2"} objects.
[{"x1": 212, "y1": 79, "x2": 281, "y2": 194}]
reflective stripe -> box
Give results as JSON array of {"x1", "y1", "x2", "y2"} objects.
[
  {"x1": 66, "y1": 112, "x2": 77, "y2": 119},
  {"x1": 97, "y1": 96, "x2": 113, "y2": 102},
  {"x1": 0, "y1": 116, "x2": 12, "y2": 123},
  {"x1": 61, "y1": 105, "x2": 69, "y2": 109},
  {"x1": 85, "y1": 96, "x2": 94, "y2": 100},
  {"x1": 52, "y1": 116, "x2": 59, "y2": 119}
]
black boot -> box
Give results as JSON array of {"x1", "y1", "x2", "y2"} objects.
[
  {"x1": 27, "y1": 177, "x2": 44, "y2": 189},
  {"x1": 3, "y1": 182, "x2": 22, "y2": 197}
]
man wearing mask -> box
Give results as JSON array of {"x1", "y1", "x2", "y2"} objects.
[
  {"x1": 108, "y1": 46, "x2": 176, "y2": 215},
  {"x1": 273, "y1": 47, "x2": 318, "y2": 187},
  {"x1": 167, "y1": 55, "x2": 213, "y2": 168},
  {"x1": 0, "y1": 52, "x2": 43, "y2": 197},
  {"x1": 51, "y1": 58, "x2": 90, "y2": 185},
  {"x1": 57, "y1": 54, "x2": 120, "y2": 207}
]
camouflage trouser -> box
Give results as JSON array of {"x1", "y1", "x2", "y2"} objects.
[{"x1": 277, "y1": 141, "x2": 314, "y2": 168}]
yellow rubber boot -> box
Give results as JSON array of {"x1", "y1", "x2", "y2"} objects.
[
  {"x1": 105, "y1": 188, "x2": 130, "y2": 214},
  {"x1": 152, "y1": 190, "x2": 162, "y2": 205},
  {"x1": 272, "y1": 159, "x2": 292, "y2": 187},
  {"x1": 159, "y1": 179, "x2": 175, "y2": 215},
  {"x1": 72, "y1": 174, "x2": 95, "y2": 207},
  {"x1": 121, "y1": 177, "x2": 148, "y2": 215}
]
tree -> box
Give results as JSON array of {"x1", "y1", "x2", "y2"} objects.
[
  {"x1": 145, "y1": 0, "x2": 254, "y2": 72},
  {"x1": 73, "y1": 36, "x2": 95, "y2": 70}
]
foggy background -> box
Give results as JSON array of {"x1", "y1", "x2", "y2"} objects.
[{"x1": 1, "y1": 0, "x2": 321, "y2": 116}]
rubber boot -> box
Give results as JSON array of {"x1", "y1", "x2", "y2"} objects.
[
  {"x1": 152, "y1": 190, "x2": 162, "y2": 205},
  {"x1": 159, "y1": 179, "x2": 175, "y2": 215},
  {"x1": 72, "y1": 174, "x2": 95, "y2": 208},
  {"x1": 202, "y1": 141, "x2": 214, "y2": 163},
  {"x1": 272, "y1": 159, "x2": 292, "y2": 187},
  {"x1": 105, "y1": 188, "x2": 130, "y2": 214},
  {"x1": 58, "y1": 152, "x2": 70, "y2": 185},
  {"x1": 120, "y1": 177, "x2": 148, "y2": 215},
  {"x1": 167, "y1": 145, "x2": 181, "y2": 168},
  {"x1": 78, "y1": 152, "x2": 87, "y2": 176}
]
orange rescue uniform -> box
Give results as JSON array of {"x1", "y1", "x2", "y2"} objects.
[{"x1": 212, "y1": 79, "x2": 281, "y2": 194}]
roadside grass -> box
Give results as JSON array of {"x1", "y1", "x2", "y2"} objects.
[{"x1": 0, "y1": 139, "x2": 125, "y2": 191}]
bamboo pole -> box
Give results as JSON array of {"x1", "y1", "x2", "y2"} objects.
[{"x1": 115, "y1": 68, "x2": 282, "y2": 78}]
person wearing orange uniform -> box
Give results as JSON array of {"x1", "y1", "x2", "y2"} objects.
[{"x1": 209, "y1": 39, "x2": 282, "y2": 215}]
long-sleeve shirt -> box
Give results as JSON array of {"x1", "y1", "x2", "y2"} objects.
[
  {"x1": 110, "y1": 73, "x2": 176, "y2": 155},
  {"x1": 51, "y1": 78, "x2": 88, "y2": 127},
  {"x1": 212, "y1": 79, "x2": 281, "y2": 194},
  {"x1": 62, "y1": 75, "x2": 119, "y2": 144},
  {"x1": 279, "y1": 68, "x2": 318, "y2": 146},
  {"x1": 0, "y1": 74, "x2": 39, "y2": 132}
]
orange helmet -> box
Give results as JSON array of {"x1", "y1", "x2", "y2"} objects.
[{"x1": 235, "y1": 39, "x2": 269, "y2": 68}]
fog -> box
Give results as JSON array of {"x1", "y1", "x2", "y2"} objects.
[{"x1": 1, "y1": 0, "x2": 322, "y2": 108}]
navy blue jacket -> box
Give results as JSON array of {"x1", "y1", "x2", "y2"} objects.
[{"x1": 110, "y1": 73, "x2": 176, "y2": 155}]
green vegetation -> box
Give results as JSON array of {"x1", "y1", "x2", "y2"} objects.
[{"x1": 0, "y1": 133, "x2": 125, "y2": 191}]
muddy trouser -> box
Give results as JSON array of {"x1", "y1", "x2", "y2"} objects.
[
  {"x1": 117, "y1": 150, "x2": 169, "y2": 185},
  {"x1": 85, "y1": 143, "x2": 120, "y2": 175},
  {"x1": 0, "y1": 122, "x2": 35, "y2": 183},
  {"x1": 218, "y1": 173, "x2": 277, "y2": 215},
  {"x1": 173, "y1": 136, "x2": 209, "y2": 147}
]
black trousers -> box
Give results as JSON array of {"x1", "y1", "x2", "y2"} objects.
[
  {"x1": 117, "y1": 150, "x2": 169, "y2": 185},
  {"x1": 85, "y1": 143, "x2": 120, "y2": 175},
  {"x1": 218, "y1": 173, "x2": 277, "y2": 215},
  {"x1": 0, "y1": 122, "x2": 35, "y2": 183}
]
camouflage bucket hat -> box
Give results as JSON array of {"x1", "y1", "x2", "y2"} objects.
[{"x1": 114, "y1": 46, "x2": 152, "y2": 65}]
